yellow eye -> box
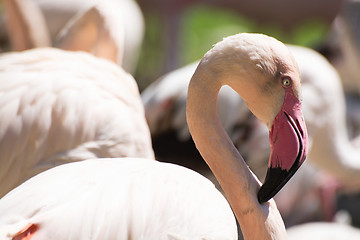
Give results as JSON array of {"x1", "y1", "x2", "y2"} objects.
[{"x1": 281, "y1": 77, "x2": 291, "y2": 87}]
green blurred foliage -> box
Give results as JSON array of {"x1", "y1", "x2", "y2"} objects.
[
  {"x1": 179, "y1": 6, "x2": 255, "y2": 65},
  {"x1": 292, "y1": 20, "x2": 330, "y2": 47},
  {"x1": 135, "y1": 12, "x2": 167, "y2": 89},
  {"x1": 180, "y1": 5, "x2": 330, "y2": 64}
]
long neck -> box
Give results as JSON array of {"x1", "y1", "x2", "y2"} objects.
[
  {"x1": 309, "y1": 110, "x2": 360, "y2": 190},
  {"x1": 186, "y1": 67, "x2": 287, "y2": 240}
]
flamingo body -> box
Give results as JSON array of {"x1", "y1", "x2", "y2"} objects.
[
  {"x1": 0, "y1": 48, "x2": 154, "y2": 197},
  {"x1": 0, "y1": 158, "x2": 237, "y2": 240}
]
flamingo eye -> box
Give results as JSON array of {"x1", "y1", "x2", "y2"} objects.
[{"x1": 281, "y1": 77, "x2": 291, "y2": 87}]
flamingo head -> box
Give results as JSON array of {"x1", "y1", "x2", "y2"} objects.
[{"x1": 205, "y1": 33, "x2": 309, "y2": 203}]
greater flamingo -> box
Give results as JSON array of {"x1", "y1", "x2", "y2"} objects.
[
  {"x1": 142, "y1": 42, "x2": 360, "y2": 225},
  {"x1": 321, "y1": 0, "x2": 360, "y2": 95},
  {"x1": 0, "y1": 33, "x2": 307, "y2": 240},
  {"x1": 317, "y1": 0, "x2": 360, "y2": 138},
  {"x1": 143, "y1": 43, "x2": 360, "y2": 191},
  {"x1": 0, "y1": 0, "x2": 154, "y2": 197}
]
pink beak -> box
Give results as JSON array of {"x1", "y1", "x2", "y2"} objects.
[{"x1": 258, "y1": 88, "x2": 308, "y2": 203}]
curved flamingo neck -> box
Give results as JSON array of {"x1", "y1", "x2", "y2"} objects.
[
  {"x1": 310, "y1": 121, "x2": 360, "y2": 190},
  {"x1": 186, "y1": 67, "x2": 287, "y2": 240}
]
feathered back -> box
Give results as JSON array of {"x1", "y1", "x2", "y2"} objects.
[{"x1": 0, "y1": 48, "x2": 154, "y2": 197}]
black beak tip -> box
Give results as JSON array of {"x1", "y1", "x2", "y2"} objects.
[
  {"x1": 257, "y1": 167, "x2": 298, "y2": 204},
  {"x1": 257, "y1": 188, "x2": 270, "y2": 204},
  {"x1": 257, "y1": 181, "x2": 278, "y2": 204}
]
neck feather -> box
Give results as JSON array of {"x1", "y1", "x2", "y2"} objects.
[{"x1": 186, "y1": 66, "x2": 287, "y2": 240}]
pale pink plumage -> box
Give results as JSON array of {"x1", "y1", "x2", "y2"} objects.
[
  {"x1": 1, "y1": 0, "x2": 144, "y2": 73},
  {"x1": 0, "y1": 48, "x2": 154, "y2": 197}
]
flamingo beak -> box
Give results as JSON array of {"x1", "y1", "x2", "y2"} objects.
[{"x1": 257, "y1": 89, "x2": 308, "y2": 203}]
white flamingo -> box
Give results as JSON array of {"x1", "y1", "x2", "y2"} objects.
[
  {"x1": 0, "y1": 0, "x2": 154, "y2": 197},
  {"x1": 0, "y1": 33, "x2": 308, "y2": 240},
  {"x1": 142, "y1": 42, "x2": 360, "y2": 225},
  {"x1": 318, "y1": 0, "x2": 360, "y2": 138},
  {"x1": 142, "y1": 43, "x2": 360, "y2": 191},
  {"x1": 324, "y1": 0, "x2": 360, "y2": 95},
  {"x1": 1, "y1": 0, "x2": 144, "y2": 73}
]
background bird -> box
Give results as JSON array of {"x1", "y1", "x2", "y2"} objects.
[
  {"x1": 1, "y1": 0, "x2": 144, "y2": 73},
  {"x1": 0, "y1": 0, "x2": 153, "y2": 197}
]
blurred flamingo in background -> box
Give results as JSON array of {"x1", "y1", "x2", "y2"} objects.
[
  {"x1": 320, "y1": 0, "x2": 360, "y2": 95},
  {"x1": 317, "y1": 0, "x2": 360, "y2": 139},
  {"x1": 0, "y1": 0, "x2": 144, "y2": 73},
  {"x1": 314, "y1": 0, "x2": 360, "y2": 227}
]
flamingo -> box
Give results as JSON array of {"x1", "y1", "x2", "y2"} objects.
[
  {"x1": 317, "y1": 0, "x2": 360, "y2": 138},
  {"x1": 0, "y1": 33, "x2": 307, "y2": 240},
  {"x1": 1, "y1": 0, "x2": 144, "y2": 73},
  {"x1": 321, "y1": 0, "x2": 360, "y2": 95},
  {"x1": 142, "y1": 42, "x2": 360, "y2": 225},
  {"x1": 143, "y1": 43, "x2": 360, "y2": 191},
  {"x1": 0, "y1": 0, "x2": 154, "y2": 197}
]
